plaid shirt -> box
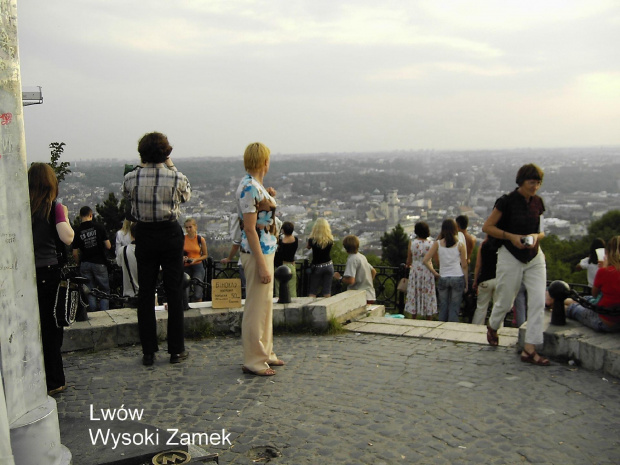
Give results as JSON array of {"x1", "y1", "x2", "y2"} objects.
[{"x1": 122, "y1": 164, "x2": 191, "y2": 223}]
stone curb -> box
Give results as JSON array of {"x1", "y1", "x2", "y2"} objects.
[
  {"x1": 63, "y1": 290, "x2": 372, "y2": 353},
  {"x1": 520, "y1": 312, "x2": 620, "y2": 378}
]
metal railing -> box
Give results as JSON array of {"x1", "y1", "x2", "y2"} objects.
[
  {"x1": 71, "y1": 260, "x2": 593, "y2": 317},
  {"x1": 71, "y1": 258, "x2": 406, "y2": 312}
]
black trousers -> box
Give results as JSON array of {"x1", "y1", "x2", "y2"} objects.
[
  {"x1": 135, "y1": 221, "x2": 185, "y2": 355},
  {"x1": 36, "y1": 265, "x2": 65, "y2": 390}
]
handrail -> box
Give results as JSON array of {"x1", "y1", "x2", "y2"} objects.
[{"x1": 66, "y1": 260, "x2": 593, "y2": 315}]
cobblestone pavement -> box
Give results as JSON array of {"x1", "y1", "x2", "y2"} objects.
[{"x1": 56, "y1": 333, "x2": 620, "y2": 465}]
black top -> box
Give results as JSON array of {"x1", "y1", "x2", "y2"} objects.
[
  {"x1": 32, "y1": 202, "x2": 61, "y2": 268},
  {"x1": 72, "y1": 220, "x2": 109, "y2": 264},
  {"x1": 277, "y1": 237, "x2": 298, "y2": 262},
  {"x1": 308, "y1": 238, "x2": 333, "y2": 265},
  {"x1": 494, "y1": 188, "x2": 545, "y2": 263}
]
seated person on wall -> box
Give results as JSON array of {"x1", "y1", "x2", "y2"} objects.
[
  {"x1": 575, "y1": 237, "x2": 605, "y2": 291},
  {"x1": 562, "y1": 235, "x2": 620, "y2": 333},
  {"x1": 182, "y1": 217, "x2": 208, "y2": 308},
  {"x1": 116, "y1": 222, "x2": 138, "y2": 303},
  {"x1": 334, "y1": 235, "x2": 377, "y2": 304}
]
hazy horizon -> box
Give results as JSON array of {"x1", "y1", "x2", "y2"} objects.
[{"x1": 30, "y1": 144, "x2": 620, "y2": 165}]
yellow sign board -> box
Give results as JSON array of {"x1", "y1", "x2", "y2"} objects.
[{"x1": 212, "y1": 278, "x2": 242, "y2": 309}]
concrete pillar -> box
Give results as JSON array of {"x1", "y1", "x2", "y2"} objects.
[
  {"x1": 0, "y1": 371, "x2": 15, "y2": 465},
  {"x1": 0, "y1": 1, "x2": 71, "y2": 464}
]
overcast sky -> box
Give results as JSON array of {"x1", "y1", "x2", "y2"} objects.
[{"x1": 17, "y1": 0, "x2": 620, "y2": 163}]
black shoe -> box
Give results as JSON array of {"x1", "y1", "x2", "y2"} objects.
[
  {"x1": 170, "y1": 351, "x2": 189, "y2": 364},
  {"x1": 142, "y1": 353, "x2": 155, "y2": 366}
]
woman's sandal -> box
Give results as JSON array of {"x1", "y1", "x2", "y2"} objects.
[
  {"x1": 520, "y1": 350, "x2": 550, "y2": 366},
  {"x1": 268, "y1": 359, "x2": 285, "y2": 367},
  {"x1": 487, "y1": 325, "x2": 499, "y2": 346},
  {"x1": 242, "y1": 366, "x2": 276, "y2": 376}
]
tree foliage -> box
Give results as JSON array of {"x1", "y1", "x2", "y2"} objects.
[
  {"x1": 587, "y1": 210, "x2": 620, "y2": 241},
  {"x1": 380, "y1": 224, "x2": 409, "y2": 267},
  {"x1": 48, "y1": 142, "x2": 71, "y2": 183},
  {"x1": 330, "y1": 240, "x2": 348, "y2": 265},
  {"x1": 95, "y1": 192, "x2": 126, "y2": 245}
]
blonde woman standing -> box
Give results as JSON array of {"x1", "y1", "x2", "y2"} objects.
[
  {"x1": 236, "y1": 142, "x2": 283, "y2": 376},
  {"x1": 306, "y1": 218, "x2": 335, "y2": 297}
]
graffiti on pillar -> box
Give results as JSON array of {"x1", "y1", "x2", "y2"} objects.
[{"x1": 0, "y1": 111, "x2": 11, "y2": 124}]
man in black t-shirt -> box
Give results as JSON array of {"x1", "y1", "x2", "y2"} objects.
[{"x1": 72, "y1": 206, "x2": 112, "y2": 311}]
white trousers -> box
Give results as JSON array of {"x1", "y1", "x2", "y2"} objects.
[
  {"x1": 241, "y1": 252, "x2": 277, "y2": 372},
  {"x1": 489, "y1": 246, "x2": 547, "y2": 345},
  {"x1": 472, "y1": 278, "x2": 497, "y2": 325}
]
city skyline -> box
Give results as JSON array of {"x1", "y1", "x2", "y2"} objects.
[{"x1": 17, "y1": 0, "x2": 620, "y2": 163}]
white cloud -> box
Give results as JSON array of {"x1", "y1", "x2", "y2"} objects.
[
  {"x1": 573, "y1": 72, "x2": 620, "y2": 99},
  {"x1": 418, "y1": 0, "x2": 618, "y2": 31},
  {"x1": 370, "y1": 62, "x2": 534, "y2": 81},
  {"x1": 16, "y1": 0, "x2": 620, "y2": 159}
]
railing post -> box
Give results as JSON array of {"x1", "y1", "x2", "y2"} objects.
[
  {"x1": 301, "y1": 259, "x2": 310, "y2": 297},
  {"x1": 205, "y1": 257, "x2": 214, "y2": 301},
  {"x1": 397, "y1": 264, "x2": 408, "y2": 314}
]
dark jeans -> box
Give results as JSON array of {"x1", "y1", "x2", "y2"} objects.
[
  {"x1": 80, "y1": 261, "x2": 110, "y2": 310},
  {"x1": 36, "y1": 265, "x2": 65, "y2": 390},
  {"x1": 135, "y1": 221, "x2": 185, "y2": 355},
  {"x1": 309, "y1": 263, "x2": 334, "y2": 296},
  {"x1": 183, "y1": 262, "x2": 206, "y2": 309},
  {"x1": 437, "y1": 275, "x2": 465, "y2": 322}
]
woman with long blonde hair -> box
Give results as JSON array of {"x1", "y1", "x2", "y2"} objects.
[
  {"x1": 28, "y1": 162, "x2": 74, "y2": 395},
  {"x1": 306, "y1": 218, "x2": 335, "y2": 297},
  {"x1": 115, "y1": 219, "x2": 134, "y2": 258}
]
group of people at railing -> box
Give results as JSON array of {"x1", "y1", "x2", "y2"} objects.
[
  {"x1": 399, "y1": 163, "x2": 620, "y2": 368},
  {"x1": 30, "y1": 135, "x2": 620, "y2": 390}
]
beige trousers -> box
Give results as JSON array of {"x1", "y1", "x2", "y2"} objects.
[{"x1": 241, "y1": 252, "x2": 277, "y2": 372}]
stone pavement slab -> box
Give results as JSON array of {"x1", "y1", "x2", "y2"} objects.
[
  {"x1": 56, "y1": 333, "x2": 620, "y2": 465},
  {"x1": 347, "y1": 316, "x2": 519, "y2": 347}
]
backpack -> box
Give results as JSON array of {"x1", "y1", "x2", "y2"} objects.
[{"x1": 196, "y1": 235, "x2": 208, "y2": 269}]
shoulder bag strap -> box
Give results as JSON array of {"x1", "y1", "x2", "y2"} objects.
[{"x1": 123, "y1": 246, "x2": 137, "y2": 294}]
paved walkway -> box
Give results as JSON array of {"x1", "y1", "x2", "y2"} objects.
[{"x1": 56, "y1": 332, "x2": 620, "y2": 464}]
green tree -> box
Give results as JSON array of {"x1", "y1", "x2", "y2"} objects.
[
  {"x1": 95, "y1": 192, "x2": 126, "y2": 245},
  {"x1": 380, "y1": 224, "x2": 409, "y2": 267},
  {"x1": 587, "y1": 210, "x2": 620, "y2": 241},
  {"x1": 366, "y1": 254, "x2": 382, "y2": 267},
  {"x1": 48, "y1": 142, "x2": 71, "y2": 183},
  {"x1": 540, "y1": 235, "x2": 587, "y2": 284},
  {"x1": 330, "y1": 240, "x2": 348, "y2": 265}
]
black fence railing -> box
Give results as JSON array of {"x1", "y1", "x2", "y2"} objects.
[
  {"x1": 205, "y1": 258, "x2": 407, "y2": 312},
  {"x1": 77, "y1": 258, "x2": 407, "y2": 312}
]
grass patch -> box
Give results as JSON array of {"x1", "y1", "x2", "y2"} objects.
[
  {"x1": 326, "y1": 316, "x2": 346, "y2": 335},
  {"x1": 187, "y1": 321, "x2": 215, "y2": 339}
]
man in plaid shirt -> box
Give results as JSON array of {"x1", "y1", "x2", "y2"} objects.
[{"x1": 122, "y1": 132, "x2": 191, "y2": 366}]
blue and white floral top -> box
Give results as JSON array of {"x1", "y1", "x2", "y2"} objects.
[{"x1": 236, "y1": 174, "x2": 278, "y2": 255}]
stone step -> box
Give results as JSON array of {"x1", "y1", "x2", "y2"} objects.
[{"x1": 345, "y1": 316, "x2": 519, "y2": 347}]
